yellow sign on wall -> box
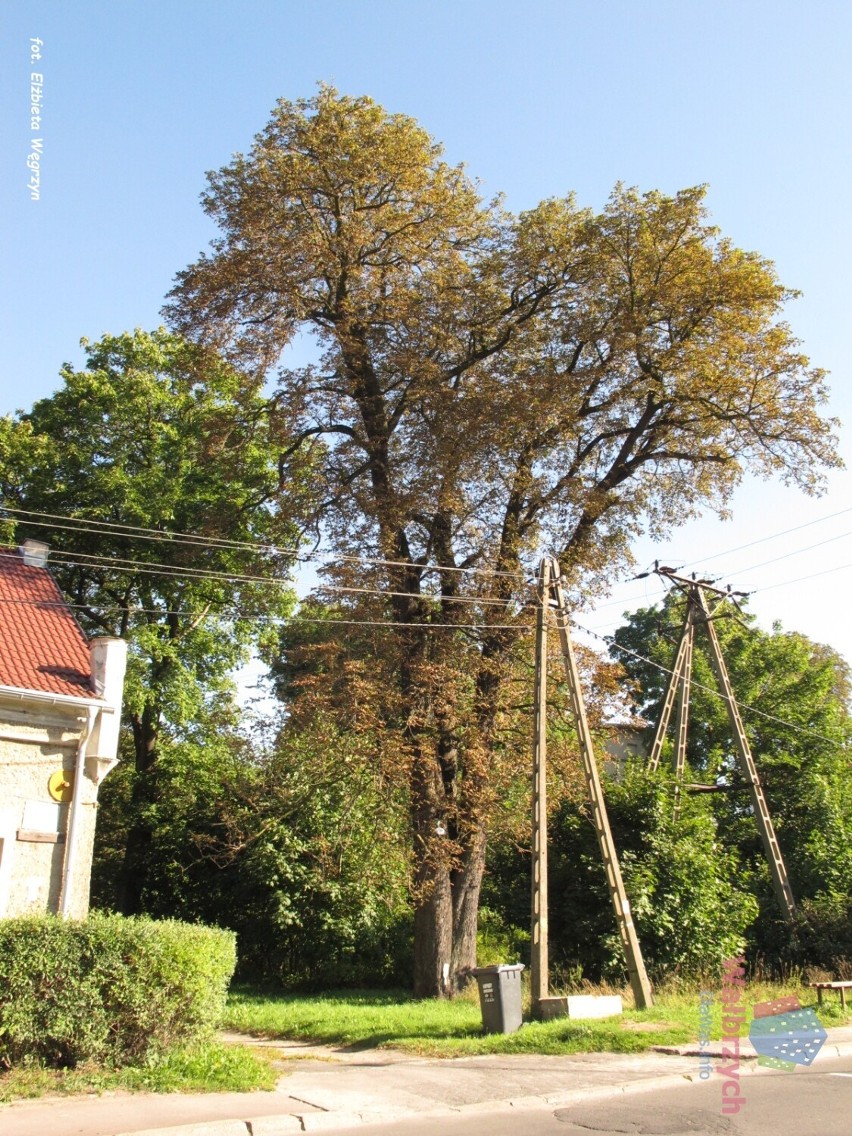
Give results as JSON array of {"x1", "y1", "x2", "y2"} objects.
[{"x1": 48, "y1": 770, "x2": 75, "y2": 803}]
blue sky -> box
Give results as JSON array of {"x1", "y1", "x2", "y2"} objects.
[{"x1": 1, "y1": 0, "x2": 850, "y2": 662}]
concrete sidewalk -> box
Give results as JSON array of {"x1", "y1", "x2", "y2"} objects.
[{"x1": 3, "y1": 1027, "x2": 851, "y2": 1136}]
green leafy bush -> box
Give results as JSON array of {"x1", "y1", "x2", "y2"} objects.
[
  {"x1": 0, "y1": 914, "x2": 236, "y2": 1069},
  {"x1": 484, "y1": 763, "x2": 758, "y2": 984},
  {"x1": 92, "y1": 723, "x2": 415, "y2": 991}
]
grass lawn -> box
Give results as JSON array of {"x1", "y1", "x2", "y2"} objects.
[
  {"x1": 0, "y1": 1041, "x2": 279, "y2": 1103},
  {"x1": 3, "y1": 979, "x2": 846, "y2": 1101},
  {"x1": 223, "y1": 979, "x2": 851, "y2": 1058}
]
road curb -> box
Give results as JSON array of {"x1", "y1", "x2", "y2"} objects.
[
  {"x1": 652, "y1": 1039, "x2": 852, "y2": 1061},
  {"x1": 110, "y1": 1066, "x2": 726, "y2": 1136},
  {"x1": 115, "y1": 1124, "x2": 252, "y2": 1136},
  {"x1": 58, "y1": 1031, "x2": 852, "y2": 1136},
  {"x1": 62, "y1": 1034, "x2": 852, "y2": 1136}
]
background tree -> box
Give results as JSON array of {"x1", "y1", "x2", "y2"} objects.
[
  {"x1": 201, "y1": 718, "x2": 413, "y2": 988},
  {"x1": 165, "y1": 87, "x2": 839, "y2": 995},
  {"x1": 611, "y1": 593, "x2": 852, "y2": 970},
  {"x1": 0, "y1": 329, "x2": 306, "y2": 913}
]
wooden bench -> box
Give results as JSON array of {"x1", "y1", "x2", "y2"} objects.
[{"x1": 809, "y1": 981, "x2": 852, "y2": 1011}]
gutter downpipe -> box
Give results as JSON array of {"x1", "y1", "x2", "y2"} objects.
[{"x1": 59, "y1": 705, "x2": 98, "y2": 918}]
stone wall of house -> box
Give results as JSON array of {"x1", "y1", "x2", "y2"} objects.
[{"x1": 0, "y1": 696, "x2": 99, "y2": 919}]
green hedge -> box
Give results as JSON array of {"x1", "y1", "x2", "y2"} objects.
[{"x1": 0, "y1": 914, "x2": 236, "y2": 1068}]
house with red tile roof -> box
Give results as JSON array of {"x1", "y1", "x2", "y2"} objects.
[{"x1": 0, "y1": 540, "x2": 126, "y2": 918}]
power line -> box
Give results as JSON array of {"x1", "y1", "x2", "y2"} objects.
[
  {"x1": 9, "y1": 502, "x2": 850, "y2": 599},
  {"x1": 724, "y1": 529, "x2": 852, "y2": 578},
  {"x1": 2, "y1": 506, "x2": 527, "y2": 581},
  {"x1": 2, "y1": 508, "x2": 303, "y2": 556},
  {"x1": 6, "y1": 503, "x2": 851, "y2": 627},
  {"x1": 2, "y1": 538, "x2": 840, "y2": 731},
  {"x1": 571, "y1": 617, "x2": 844, "y2": 747},
  {"x1": 583, "y1": 582, "x2": 669, "y2": 614},
  {"x1": 595, "y1": 529, "x2": 852, "y2": 616},
  {"x1": 579, "y1": 566, "x2": 852, "y2": 665},
  {"x1": 582, "y1": 555, "x2": 852, "y2": 635},
  {"x1": 633, "y1": 558, "x2": 852, "y2": 603},
  {"x1": 584, "y1": 506, "x2": 852, "y2": 618},
  {"x1": 679, "y1": 504, "x2": 852, "y2": 570},
  {"x1": 1, "y1": 582, "x2": 833, "y2": 729},
  {"x1": 753, "y1": 559, "x2": 852, "y2": 594},
  {"x1": 0, "y1": 593, "x2": 532, "y2": 632},
  {"x1": 0, "y1": 546, "x2": 526, "y2": 609}
]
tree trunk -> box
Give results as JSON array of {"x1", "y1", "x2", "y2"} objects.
[
  {"x1": 412, "y1": 838, "x2": 487, "y2": 997},
  {"x1": 406, "y1": 575, "x2": 522, "y2": 997},
  {"x1": 410, "y1": 806, "x2": 488, "y2": 996},
  {"x1": 412, "y1": 871, "x2": 454, "y2": 997},
  {"x1": 450, "y1": 829, "x2": 487, "y2": 989},
  {"x1": 115, "y1": 707, "x2": 159, "y2": 915},
  {"x1": 410, "y1": 734, "x2": 455, "y2": 997},
  {"x1": 409, "y1": 664, "x2": 498, "y2": 996},
  {"x1": 115, "y1": 819, "x2": 151, "y2": 915},
  {"x1": 446, "y1": 619, "x2": 519, "y2": 992}
]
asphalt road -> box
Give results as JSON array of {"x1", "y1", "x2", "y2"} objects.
[{"x1": 349, "y1": 1052, "x2": 852, "y2": 1136}]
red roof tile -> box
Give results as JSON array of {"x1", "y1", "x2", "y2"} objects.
[{"x1": 0, "y1": 547, "x2": 94, "y2": 699}]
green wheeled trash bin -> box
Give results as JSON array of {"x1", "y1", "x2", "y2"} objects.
[{"x1": 472, "y1": 963, "x2": 525, "y2": 1034}]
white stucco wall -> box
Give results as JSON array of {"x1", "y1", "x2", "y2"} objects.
[{"x1": 0, "y1": 696, "x2": 99, "y2": 919}]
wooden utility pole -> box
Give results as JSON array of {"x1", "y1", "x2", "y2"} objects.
[
  {"x1": 694, "y1": 585, "x2": 797, "y2": 923},
  {"x1": 672, "y1": 599, "x2": 695, "y2": 816},
  {"x1": 648, "y1": 595, "x2": 696, "y2": 819},
  {"x1": 549, "y1": 558, "x2": 654, "y2": 1010},
  {"x1": 530, "y1": 558, "x2": 551, "y2": 1013},
  {"x1": 651, "y1": 570, "x2": 797, "y2": 923},
  {"x1": 648, "y1": 601, "x2": 694, "y2": 777}
]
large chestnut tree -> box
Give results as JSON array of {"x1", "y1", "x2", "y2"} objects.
[{"x1": 165, "y1": 87, "x2": 839, "y2": 996}]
